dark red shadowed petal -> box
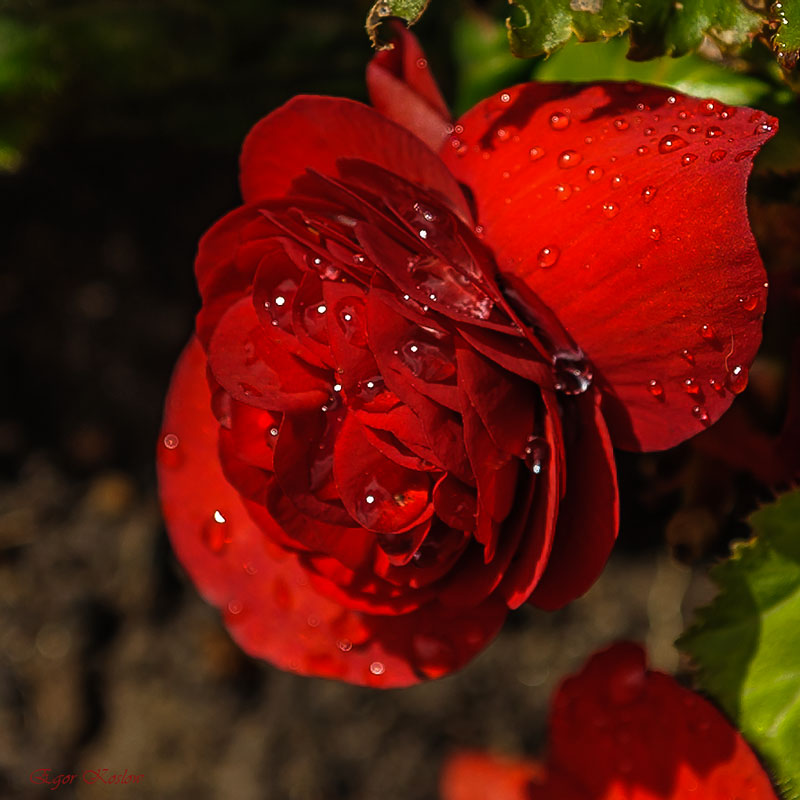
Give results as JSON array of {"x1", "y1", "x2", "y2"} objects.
[
  {"x1": 529, "y1": 388, "x2": 618, "y2": 611},
  {"x1": 442, "y1": 83, "x2": 777, "y2": 451},
  {"x1": 158, "y1": 337, "x2": 506, "y2": 687},
  {"x1": 208, "y1": 296, "x2": 331, "y2": 412},
  {"x1": 333, "y1": 413, "x2": 434, "y2": 533},
  {"x1": 544, "y1": 643, "x2": 779, "y2": 799},
  {"x1": 366, "y1": 21, "x2": 452, "y2": 153},
  {"x1": 239, "y1": 96, "x2": 470, "y2": 223},
  {"x1": 441, "y1": 643, "x2": 779, "y2": 800},
  {"x1": 440, "y1": 753, "x2": 550, "y2": 800}
]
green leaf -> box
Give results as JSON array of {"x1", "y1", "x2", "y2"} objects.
[
  {"x1": 366, "y1": 0, "x2": 431, "y2": 49},
  {"x1": 533, "y1": 36, "x2": 771, "y2": 106},
  {"x1": 771, "y1": 0, "x2": 800, "y2": 70},
  {"x1": 679, "y1": 490, "x2": 800, "y2": 799},
  {"x1": 507, "y1": 0, "x2": 764, "y2": 61}
]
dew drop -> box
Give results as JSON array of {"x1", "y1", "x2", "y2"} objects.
[
  {"x1": 649, "y1": 226, "x2": 662, "y2": 241},
  {"x1": 552, "y1": 351, "x2": 593, "y2": 395},
  {"x1": 586, "y1": 165, "x2": 604, "y2": 181},
  {"x1": 610, "y1": 175, "x2": 625, "y2": 189},
  {"x1": 537, "y1": 246, "x2": 560, "y2": 268},
  {"x1": 554, "y1": 183, "x2": 572, "y2": 201},
  {"x1": 699, "y1": 323, "x2": 716, "y2": 342},
  {"x1": 500, "y1": 91, "x2": 511, "y2": 103},
  {"x1": 709, "y1": 378, "x2": 724, "y2": 394},
  {"x1": 558, "y1": 149, "x2": 582, "y2": 168},
  {"x1": 735, "y1": 149, "x2": 755, "y2": 162},
  {"x1": 755, "y1": 122, "x2": 774, "y2": 135},
  {"x1": 709, "y1": 149, "x2": 727, "y2": 162},
  {"x1": 726, "y1": 365, "x2": 749, "y2": 394},
  {"x1": 549, "y1": 112, "x2": 570, "y2": 130},
  {"x1": 522, "y1": 435, "x2": 549, "y2": 474},
  {"x1": 529, "y1": 146, "x2": 545, "y2": 161},
  {"x1": 683, "y1": 378, "x2": 701, "y2": 396},
  {"x1": 227, "y1": 600, "x2": 243, "y2": 615},
  {"x1": 369, "y1": 661, "x2": 385, "y2": 675},
  {"x1": 641, "y1": 185, "x2": 658, "y2": 203},
  {"x1": 614, "y1": 118, "x2": 630, "y2": 131},
  {"x1": 336, "y1": 638, "x2": 353, "y2": 652},
  {"x1": 636, "y1": 145, "x2": 649, "y2": 156},
  {"x1": 163, "y1": 433, "x2": 179, "y2": 450},
  {"x1": 691, "y1": 405, "x2": 710, "y2": 424},
  {"x1": 495, "y1": 127, "x2": 510, "y2": 142},
  {"x1": 738, "y1": 295, "x2": 759, "y2": 312},
  {"x1": 203, "y1": 510, "x2": 231, "y2": 554},
  {"x1": 658, "y1": 134, "x2": 688, "y2": 153},
  {"x1": 680, "y1": 348, "x2": 695, "y2": 365},
  {"x1": 700, "y1": 100, "x2": 719, "y2": 116},
  {"x1": 681, "y1": 153, "x2": 698, "y2": 166},
  {"x1": 644, "y1": 127, "x2": 655, "y2": 136},
  {"x1": 647, "y1": 379, "x2": 664, "y2": 399},
  {"x1": 602, "y1": 202, "x2": 620, "y2": 219},
  {"x1": 706, "y1": 126, "x2": 724, "y2": 138}
]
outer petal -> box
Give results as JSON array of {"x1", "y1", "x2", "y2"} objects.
[
  {"x1": 529, "y1": 388, "x2": 618, "y2": 611},
  {"x1": 366, "y1": 21, "x2": 452, "y2": 152},
  {"x1": 157, "y1": 337, "x2": 506, "y2": 687},
  {"x1": 545, "y1": 643, "x2": 779, "y2": 799},
  {"x1": 440, "y1": 753, "x2": 551, "y2": 800},
  {"x1": 239, "y1": 95, "x2": 470, "y2": 223},
  {"x1": 442, "y1": 82, "x2": 777, "y2": 451}
]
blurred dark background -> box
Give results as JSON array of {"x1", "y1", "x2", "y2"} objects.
[{"x1": 0, "y1": 2, "x2": 796, "y2": 798}]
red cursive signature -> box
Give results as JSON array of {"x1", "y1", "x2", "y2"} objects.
[{"x1": 30, "y1": 768, "x2": 143, "y2": 789}]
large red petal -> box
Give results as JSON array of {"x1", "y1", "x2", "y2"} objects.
[
  {"x1": 366, "y1": 21, "x2": 452, "y2": 152},
  {"x1": 158, "y1": 338, "x2": 505, "y2": 686},
  {"x1": 239, "y1": 95, "x2": 470, "y2": 223},
  {"x1": 545, "y1": 643, "x2": 779, "y2": 799},
  {"x1": 528, "y1": 388, "x2": 618, "y2": 611},
  {"x1": 443, "y1": 83, "x2": 777, "y2": 451}
]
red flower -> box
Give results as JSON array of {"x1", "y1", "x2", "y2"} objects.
[
  {"x1": 441, "y1": 642, "x2": 778, "y2": 800},
  {"x1": 157, "y1": 25, "x2": 777, "y2": 686}
]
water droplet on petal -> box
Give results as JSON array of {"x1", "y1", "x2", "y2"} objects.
[
  {"x1": 555, "y1": 183, "x2": 572, "y2": 201},
  {"x1": 602, "y1": 202, "x2": 620, "y2": 218},
  {"x1": 706, "y1": 126, "x2": 724, "y2": 138},
  {"x1": 691, "y1": 405, "x2": 710, "y2": 424},
  {"x1": 614, "y1": 118, "x2": 630, "y2": 130},
  {"x1": 558, "y1": 149, "x2": 582, "y2": 168},
  {"x1": 641, "y1": 185, "x2": 658, "y2": 203},
  {"x1": 369, "y1": 661, "x2": 385, "y2": 675},
  {"x1": 537, "y1": 246, "x2": 560, "y2": 268},
  {"x1": 735, "y1": 149, "x2": 755, "y2": 162},
  {"x1": 683, "y1": 378, "x2": 701, "y2": 396},
  {"x1": 552, "y1": 351, "x2": 593, "y2": 395},
  {"x1": 549, "y1": 112, "x2": 570, "y2": 130},
  {"x1": 636, "y1": 145, "x2": 649, "y2": 156},
  {"x1": 227, "y1": 600, "x2": 243, "y2": 615},
  {"x1": 586, "y1": 165, "x2": 604, "y2": 181},
  {"x1": 523, "y1": 435, "x2": 549, "y2": 474},
  {"x1": 658, "y1": 134, "x2": 688, "y2": 153},
  {"x1": 680, "y1": 348, "x2": 695, "y2": 365},
  {"x1": 203, "y1": 510, "x2": 232, "y2": 554},
  {"x1": 738, "y1": 295, "x2": 759, "y2": 312},
  {"x1": 337, "y1": 638, "x2": 353, "y2": 652},
  {"x1": 647, "y1": 379, "x2": 664, "y2": 399},
  {"x1": 681, "y1": 153, "x2": 698, "y2": 166},
  {"x1": 163, "y1": 433, "x2": 179, "y2": 450},
  {"x1": 699, "y1": 323, "x2": 716, "y2": 342},
  {"x1": 649, "y1": 226, "x2": 662, "y2": 241},
  {"x1": 726, "y1": 364, "x2": 749, "y2": 394},
  {"x1": 709, "y1": 149, "x2": 727, "y2": 162},
  {"x1": 709, "y1": 378, "x2": 725, "y2": 394},
  {"x1": 529, "y1": 146, "x2": 545, "y2": 161}
]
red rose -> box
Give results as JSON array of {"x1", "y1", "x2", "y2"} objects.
[
  {"x1": 157, "y1": 25, "x2": 776, "y2": 686},
  {"x1": 441, "y1": 643, "x2": 779, "y2": 800}
]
